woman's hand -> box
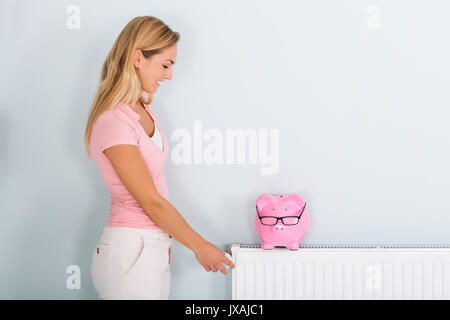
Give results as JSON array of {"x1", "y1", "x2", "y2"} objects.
[{"x1": 193, "y1": 241, "x2": 235, "y2": 275}]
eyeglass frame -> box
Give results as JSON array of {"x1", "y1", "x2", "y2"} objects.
[{"x1": 256, "y1": 201, "x2": 306, "y2": 226}]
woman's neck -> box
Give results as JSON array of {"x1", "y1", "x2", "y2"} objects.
[{"x1": 131, "y1": 100, "x2": 146, "y2": 114}]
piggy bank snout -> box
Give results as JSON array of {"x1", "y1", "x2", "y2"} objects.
[{"x1": 272, "y1": 224, "x2": 285, "y2": 232}]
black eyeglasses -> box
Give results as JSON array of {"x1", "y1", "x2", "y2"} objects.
[{"x1": 256, "y1": 202, "x2": 306, "y2": 226}]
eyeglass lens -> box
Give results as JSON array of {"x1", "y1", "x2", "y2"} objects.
[{"x1": 260, "y1": 217, "x2": 299, "y2": 225}]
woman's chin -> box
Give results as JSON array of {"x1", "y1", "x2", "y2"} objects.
[
  {"x1": 147, "y1": 86, "x2": 158, "y2": 93},
  {"x1": 142, "y1": 89, "x2": 156, "y2": 96}
]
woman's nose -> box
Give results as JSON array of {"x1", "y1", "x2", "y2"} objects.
[{"x1": 165, "y1": 68, "x2": 173, "y2": 80}]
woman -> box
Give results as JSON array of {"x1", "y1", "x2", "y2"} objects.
[{"x1": 84, "y1": 16, "x2": 235, "y2": 300}]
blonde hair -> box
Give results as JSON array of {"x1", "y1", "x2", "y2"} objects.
[{"x1": 84, "y1": 16, "x2": 180, "y2": 157}]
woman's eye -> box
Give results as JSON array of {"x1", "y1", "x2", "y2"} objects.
[{"x1": 163, "y1": 65, "x2": 169, "y2": 69}]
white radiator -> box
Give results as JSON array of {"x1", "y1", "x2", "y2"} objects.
[{"x1": 231, "y1": 244, "x2": 450, "y2": 300}]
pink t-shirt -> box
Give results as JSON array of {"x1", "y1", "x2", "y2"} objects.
[{"x1": 89, "y1": 101, "x2": 169, "y2": 229}]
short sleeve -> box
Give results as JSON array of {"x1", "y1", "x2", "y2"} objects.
[{"x1": 90, "y1": 113, "x2": 138, "y2": 155}]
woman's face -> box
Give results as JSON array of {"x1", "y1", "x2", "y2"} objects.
[{"x1": 133, "y1": 44, "x2": 177, "y2": 94}]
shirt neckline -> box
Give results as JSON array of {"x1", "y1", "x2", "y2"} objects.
[
  {"x1": 124, "y1": 103, "x2": 158, "y2": 137},
  {"x1": 122, "y1": 102, "x2": 165, "y2": 152}
]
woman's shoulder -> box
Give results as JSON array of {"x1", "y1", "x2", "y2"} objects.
[
  {"x1": 96, "y1": 103, "x2": 137, "y2": 125},
  {"x1": 91, "y1": 103, "x2": 141, "y2": 138},
  {"x1": 89, "y1": 103, "x2": 140, "y2": 156}
]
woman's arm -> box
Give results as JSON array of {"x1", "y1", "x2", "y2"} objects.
[
  {"x1": 146, "y1": 195, "x2": 207, "y2": 253},
  {"x1": 103, "y1": 144, "x2": 235, "y2": 274},
  {"x1": 103, "y1": 144, "x2": 205, "y2": 251}
]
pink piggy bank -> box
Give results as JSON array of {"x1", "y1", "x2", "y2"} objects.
[{"x1": 255, "y1": 193, "x2": 309, "y2": 250}]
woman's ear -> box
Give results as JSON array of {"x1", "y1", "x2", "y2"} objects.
[{"x1": 133, "y1": 49, "x2": 142, "y2": 68}]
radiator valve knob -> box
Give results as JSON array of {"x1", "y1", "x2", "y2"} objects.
[{"x1": 222, "y1": 251, "x2": 232, "y2": 270}]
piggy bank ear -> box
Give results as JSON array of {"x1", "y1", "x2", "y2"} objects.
[
  {"x1": 256, "y1": 193, "x2": 274, "y2": 211},
  {"x1": 287, "y1": 193, "x2": 306, "y2": 210}
]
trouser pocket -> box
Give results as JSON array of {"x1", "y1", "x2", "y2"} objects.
[
  {"x1": 91, "y1": 243, "x2": 114, "y2": 278},
  {"x1": 91, "y1": 242, "x2": 116, "y2": 299},
  {"x1": 114, "y1": 230, "x2": 146, "y2": 275}
]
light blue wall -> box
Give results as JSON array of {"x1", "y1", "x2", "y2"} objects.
[{"x1": 1, "y1": 0, "x2": 449, "y2": 299}]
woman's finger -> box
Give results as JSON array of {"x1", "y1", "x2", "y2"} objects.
[
  {"x1": 216, "y1": 263, "x2": 228, "y2": 275},
  {"x1": 224, "y1": 258, "x2": 235, "y2": 269}
]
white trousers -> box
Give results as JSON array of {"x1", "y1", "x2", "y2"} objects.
[{"x1": 90, "y1": 226, "x2": 173, "y2": 299}]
